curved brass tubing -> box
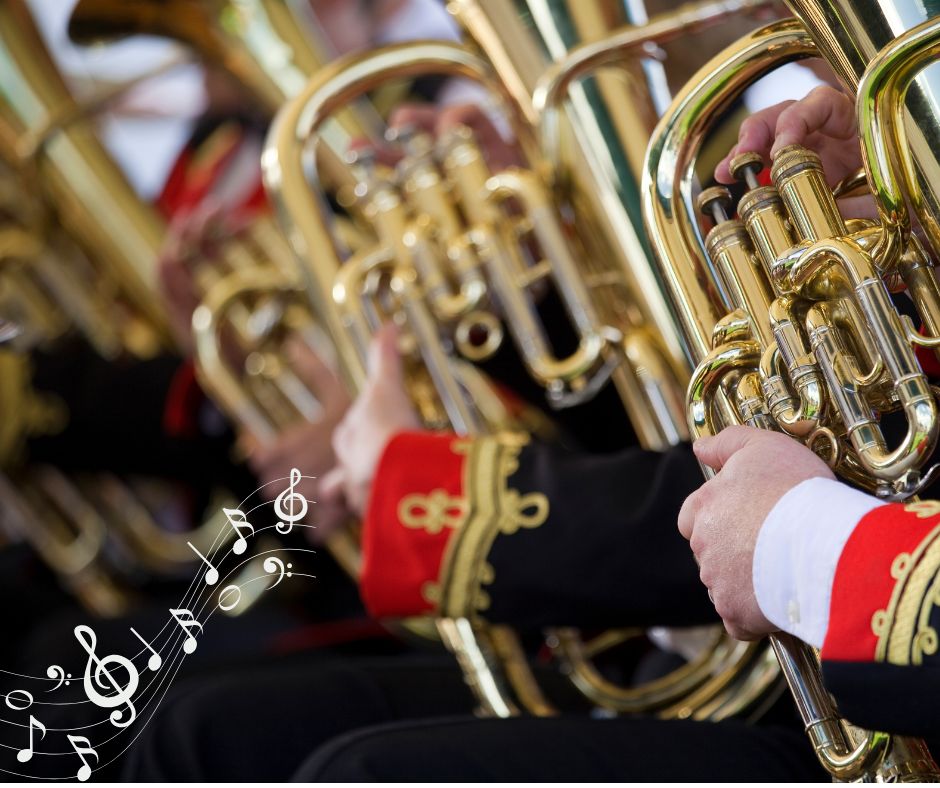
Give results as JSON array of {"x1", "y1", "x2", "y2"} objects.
[
  {"x1": 790, "y1": 238, "x2": 938, "y2": 482},
  {"x1": 687, "y1": 339, "x2": 761, "y2": 439},
  {"x1": 856, "y1": 18, "x2": 940, "y2": 266}
]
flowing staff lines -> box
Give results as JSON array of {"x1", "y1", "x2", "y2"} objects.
[
  {"x1": 0, "y1": 473, "x2": 320, "y2": 779},
  {"x1": 0, "y1": 473, "x2": 321, "y2": 683},
  {"x1": 0, "y1": 536, "x2": 319, "y2": 733},
  {"x1": 0, "y1": 544, "x2": 319, "y2": 780}
]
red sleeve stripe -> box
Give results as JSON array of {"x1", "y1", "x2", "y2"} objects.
[
  {"x1": 822, "y1": 502, "x2": 940, "y2": 663},
  {"x1": 360, "y1": 431, "x2": 463, "y2": 619}
]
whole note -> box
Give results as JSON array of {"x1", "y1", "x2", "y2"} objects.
[
  {"x1": 67, "y1": 734, "x2": 98, "y2": 782},
  {"x1": 4, "y1": 689, "x2": 33, "y2": 711},
  {"x1": 74, "y1": 625, "x2": 139, "y2": 728},
  {"x1": 217, "y1": 584, "x2": 242, "y2": 612},
  {"x1": 17, "y1": 714, "x2": 45, "y2": 763},
  {"x1": 187, "y1": 541, "x2": 219, "y2": 585},
  {"x1": 274, "y1": 468, "x2": 308, "y2": 534},
  {"x1": 170, "y1": 609, "x2": 203, "y2": 654},
  {"x1": 223, "y1": 507, "x2": 255, "y2": 555}
]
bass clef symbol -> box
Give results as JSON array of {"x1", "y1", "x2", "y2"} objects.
[
  {"x1": 274, "y1": 468, "x2": 308, "y2": 534},
  {"x1": 74, "y1": 625, "x2": 139, "y2": 728}
]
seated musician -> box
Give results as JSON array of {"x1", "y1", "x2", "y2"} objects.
[{"x1": 679, "y1": 85, "x2": 940, "y2": 738}]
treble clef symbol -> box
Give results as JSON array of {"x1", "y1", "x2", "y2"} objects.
[
  {"x1": 274, "y1": 468, "x2": 308, "y2": 534},
  {"x1": 74, "y1": 625, "x2": 139, "y2": 728}
]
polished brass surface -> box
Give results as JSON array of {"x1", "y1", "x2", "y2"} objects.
[
  {"x1": 642, "y1": 13, "x2": 940, "y2": 779},
  {"x1": 261, "y1": 0, "x2": 781, "y2": 718},
  {"x1": 0, "y1": 0, "x2": 172, "y2": 358}
]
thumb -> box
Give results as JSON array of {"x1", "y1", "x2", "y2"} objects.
[
  {"x1": 693, "y1": 425, "x2": 759, "y2": 471},
  {"x1": 367, "y1": 323, "x2": 403, "y2": 383}
]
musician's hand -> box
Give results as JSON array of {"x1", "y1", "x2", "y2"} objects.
[
  {"x1": 157, "y1": 200, "x2": 252, "y2": 354},
  {"x1": 677, "y1": 426, "x2": 835, "y2": 640},
  {"x1": 246, "y1": 337, "x2": 350, "y2": 544},
  {"x1": 389, "y1": 102, "x2": 521, "y2": 171},
  {"x1": 322, "y1": 323, "x2": 421, "y2": 519},
  {"x1": 715, "y1": 85, "x2": 862, "y2": 188}
]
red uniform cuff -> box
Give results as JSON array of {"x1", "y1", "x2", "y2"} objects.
[
  {"x1": 822, "y1": 501, "x2": 940, "y2": 665},
  {"x1": 361, "y1": 431, "x2": 466, "y2": 618}
]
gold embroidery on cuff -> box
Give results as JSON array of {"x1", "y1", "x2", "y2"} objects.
[
  {"x1": 399, "y1": 490, "x2": 469, "y2": 534},
  {"x1": 435, "y1": 432, "x2": 548, "y2": 621},
  {"x1": 872, "y1": 517, "x2": 940, "y2": 666}
]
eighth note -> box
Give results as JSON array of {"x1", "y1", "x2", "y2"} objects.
[
  {"x1": 170, "y1": 608, "x2": 203, "y2": 654},
  {"x1": 223, "y1": 507, "x2": 254, "y2": 555},
  {"x1": 274, "y1": 467, "x2": 308, "y2": 534},
  {"x1": 17, "y1": 715, "x2": 45, "y2": 763},
  {"x1": 187, "y1": 541, "x2": 219, "y2": 585},
  {"x1": 130, "y1": 627, "x2": 162, "y2": 671},
  {"x1": 67, "y1": 734, "x2": 98, "y2": 782}
]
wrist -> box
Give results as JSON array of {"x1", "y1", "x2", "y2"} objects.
[{"x1": 752, "y1": 477, "x2": 882, "y2": 647}]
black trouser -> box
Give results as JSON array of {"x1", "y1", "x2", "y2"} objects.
[
  {"x1": 294, "y1": 715, "x2": 827, "y2": 782},
  {"x1": 124, "y1": 652, "x2": 825, "y2": 782},
  {"x1": 122, "y1": 655, "x2": 477, "y2": 782}
]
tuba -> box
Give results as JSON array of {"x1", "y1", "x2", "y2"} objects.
[
  {"x1": 262, "y1": 0, "x2": 779, "y2": 717},
  {"x1": 642, "y1": 2, "x2": 940, "y2": 781}
]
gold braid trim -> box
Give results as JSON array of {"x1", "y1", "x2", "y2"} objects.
[
  {"x1": 871, "y1": 503, "x2": 940, "y2": 665},
  {"x1": 421, "y1": 433, "x2": 548, "y2": 619}
]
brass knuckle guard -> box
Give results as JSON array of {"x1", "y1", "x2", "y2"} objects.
[{"x1": 643, "y1": 9, "x2": 940, "y2": 780}]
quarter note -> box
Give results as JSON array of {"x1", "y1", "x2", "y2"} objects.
[
  {"x1": 74, "y1": 625, "x2": 139, "y2": 728},
  {"x1": 130, "y1": 627, "x2": 162, "y2": 671},
  {"x1": 170, "y1": 608, "x2": 203, "y2": 654},
  {"x1": 67, "y1": 734, "x2": 98, "y2": 782},
  {"x1": 16, "y1": 715, "x2": 45, "y2": 763},
  {"x1": 274, "y1": 468, "x2": 308, "y2": 534},
  {"x1": 187, "y1": 541, "x2": 219, "y2": 585},
  {"x1": 223, "y1": 507, "x2": 254, "y2": 555}
]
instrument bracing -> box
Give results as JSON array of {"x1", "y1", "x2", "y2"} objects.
[
  {"x1": 262, "y1": 0, "x2": 780, "y2": 717},
  {"x1": 643, "y1": 6, "x2": 940, "y2": 779}
]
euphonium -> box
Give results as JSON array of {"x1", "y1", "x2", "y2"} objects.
[
  {"x1": 262, "y1": 0, "x2": 779, "y2": 717},
  {"x1": 0, "y1": 0, "x2": 297, "y2": 593},
  {"x1": 642, "y1": 6, "x2": 940, "y2": 780}
]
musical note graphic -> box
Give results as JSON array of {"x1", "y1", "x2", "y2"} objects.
[
  {"x1": 17, "y1": 715, "x2": 45, "y2": 763},
  {"x1": 187, "y1": 541, "x2": 219, "y2": 585},
  {"x1": 274, "y1": 468, "x2": 308, "y2": 534},
  {"x1": 263, "y1": 556, "x2": 293, "y2": 589},
  {"x1": 67, "y1": 734, "x2": 98, "y2": 782},
  {"x1": 217, "y1": 584, "x2": 242, "y2": 612},
  {"x1": 223, "y1": 507, "x2": 255, "y2": 555},
  {"x1": 5, "y1": 689, "x2": 33, "y2": 711},
  {"x1": 74, "y1": 625, "x2": 139, "y2": 728},
  {"x1": 130, "y1": 627, "x2": 162, "y2": 671},
  {"x1": 46, "y1": 665, "x2": 71, "y2": 691},
  {"x1": 170, "y1": 609, "x2": 203, "y2": 654}
]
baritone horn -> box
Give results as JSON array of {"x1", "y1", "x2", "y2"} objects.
[
  {"x1": 261, "y1": 0, "x2": 778, "y2": 719},
  {"x1": 642, "y1": 9, "x2": 940, "y2": 780}
]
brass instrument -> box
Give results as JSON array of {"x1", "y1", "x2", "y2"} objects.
[
  {"x1": 261, "y1": 0, "x2": 778, "y2": 717},
  {"x1": 642, "y1": 6, "x2": 940, "y2": 780},
  {"x1": 0, "y1": 0, "x2": 278, "y2": 604}
]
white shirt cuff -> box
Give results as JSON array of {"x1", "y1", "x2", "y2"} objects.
[{"x1": 752, "y1": 477, "x2": 882, "y2": 647}]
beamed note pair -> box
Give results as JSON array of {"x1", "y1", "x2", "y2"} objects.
[{"x1": 2, "y1": 0, "x2": 940, "y2": 780}]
